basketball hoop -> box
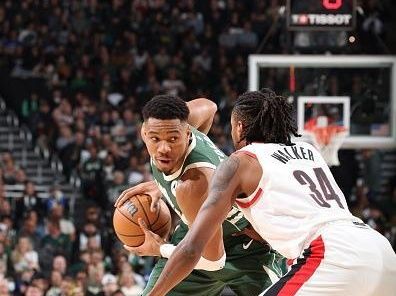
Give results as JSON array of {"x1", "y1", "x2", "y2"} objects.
[{"x1": 305, "y1": 116, "x2": 347, "y2": 166}]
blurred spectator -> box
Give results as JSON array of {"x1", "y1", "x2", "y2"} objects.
[
  {"x1": 30, "y1": 271, "x2": 49, "y2": 294},
  {"x1": 361, "y1": 149, "x2": 383, "y2": 202},
  {"x1": 0, "y1": 199, "x2": 12, "y2": 218},
  {"x1": 216, "y1": 134, "x2": 233, "y2": 155},
  {"x1": 47, "y1": 205, "x2": 75, "y2": 242},
  {"x1": 103, "y1": 154, "x2": 116, "y2": 184},
  {"x1": 101, "y1": 273, "x2": 119, "y2": 296},
  {"x1": 51, "y1": 255, "x2": 67, "y2": 277},
  {"x1": 25, "y1": 284, "x2": 44, "y2": 296},
  {"x1": 17, "y1": 269, "x2": 36, "y2": 295},
  {"x1": 83, "y1": 205, "x2": 104, "y2": 229},
  {"x1": 107, "y1": 171, "x2": 128, "y2": 204},
  {"x1": 59, "y1": 276, "x2": 75, "y2": 296},
  {"x1": 0, "y1": 277, "x2": 11, "y2": 296},
  {"x1": 1, "y1": 153, "x2": 18, "y2": 185},
  {"x1": 15, "y1": 181, "x2": 44, "y2": 220},
  {"x1": 14, "y1": 169, "x2": 27, "y2": 185},
  {"x1": 119, "y1": 272, "x2": 143, "y2": 296},
  {"x1": 112, "y1": 290, "x2": 125, "y2": 296},
  {"x1": 86, "y1": 263, "x2": 104, "y2": 295},
  {"x1": 29, "y1": 100, "x2": 53, "y2": 150},
  {"x1": 39, "y1": 221, "x2": 72, "y2": 271},
  {"x1": 52, "y1": 99, "x2": 73, "y2": 128},
  {"x1": 80, "y1": 145, "x2": 105, "y2": 208},
  {"x1": 239, "y1": 22, "x2": 259, "y2": 49},
  {"x1": 153, "y1": 47, "x2": 170, "y2": 71},
  {"x1": 0, "y1": 241, "x2": 11, "y2": 277},
  {"x1": 125, "y1": 156, "x2": 144, "y2": 186},
  {"x1": 115, "y1": 255, "x2": 145, "y2": 289},
  {"x1": 0, "y1": 216, "x2": 16, "y2": 250},
  {"x1": 45, "y1": 186, "x2": 68, "y2": 215},
  {"x1": 161, "y1": 68, "x2": 186, "y2": 96},
  {"x1": 55, "y1": 126, "x2": 74, "y2": 154},
  {"x1": 380, "y1": 176, "x2": 396, "y2": 249},
  {"x1": 75, "y1": 222, "x2": 103, "y2": 254},
  {"x1": 11, "y1": 236, "x2": 39, "y2": 275},
  {"x1": 21, "y1": 93, "x2": 39, "y2": 122},
  {"x1": 18, "y1": 210, "x2": 45, "y2": 250},
  {"x1": 69, "y1": 250, "x2": 90, "y2": 277},
  {"x1": 60, "y1": 131, "x2": 86, "y2": 179},
  {"x1": 45, "y1": 270, "x2": 62, "y2": 296}
]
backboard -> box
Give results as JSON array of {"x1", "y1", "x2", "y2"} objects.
[{"x1": 248, "y1": 55, "x2": 396, "y2": 149}]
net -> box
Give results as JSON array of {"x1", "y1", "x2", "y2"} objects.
[{"x1": 305, "y1": 116, "x2": 347, "y2": 166}]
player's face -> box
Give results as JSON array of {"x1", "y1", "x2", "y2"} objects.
[
  {"x1": 230, "y1": 112, "x2": 245, "y2": 150},
  {"x1": 143, "y1": 118, "x2": 190, "y2": 174}
]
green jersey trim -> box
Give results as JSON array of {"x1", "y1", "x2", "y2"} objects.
[{"x1": 183, "y1": 162, "x2": 217, "y2": 172}]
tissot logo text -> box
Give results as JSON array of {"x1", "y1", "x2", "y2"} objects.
[{"x1": 292, "y1": 14, "x2": 352, "y2": 26}]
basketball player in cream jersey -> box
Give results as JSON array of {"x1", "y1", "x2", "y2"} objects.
[{"x1": 146, "y1": 89, "x2": 396, "y2": 296}]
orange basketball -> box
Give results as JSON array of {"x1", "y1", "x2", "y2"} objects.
[{"x1": 113, "y1": 194, "x2": 172, "y2": 247}]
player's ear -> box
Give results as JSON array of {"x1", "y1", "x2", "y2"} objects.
[
  {"x1": 140, "y1": 123, "x2": 147, "y2": 143},
  {"x1": 185, "y1": 123, "x2": 191, "y2": 139},
  {"x1": 236, "y1": 120, "x2": 244, "y2": 142}
]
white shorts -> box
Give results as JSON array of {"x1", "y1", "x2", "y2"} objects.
[{"x1": 261, "y1": 221, "x2": 396, "y2": 296}]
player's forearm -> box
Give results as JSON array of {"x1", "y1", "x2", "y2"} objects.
[
  {"x1": 150, "y1": 174, "x2": 232, "y2": 295},
  {"x1": 160, "y1": 243, "x2": 225, "y2": 271},
  {"x1": 186, "y1": 98, "x2": 217, "y2": 134},
  {"x1": 148, "y1": 241, "x2": 202, "y2": 296}
]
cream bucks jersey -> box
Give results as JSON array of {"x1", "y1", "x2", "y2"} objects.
[{"x1": 151, "y1": 127, "x2": 248, "y2": 237}]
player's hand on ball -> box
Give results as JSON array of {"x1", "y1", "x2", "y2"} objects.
[
  {"x1": 115, "y1": 181, "x2": 162, "y2": 211},
  {"x1": 123, "y1": 218, "x2": 165, "y2": 257}
]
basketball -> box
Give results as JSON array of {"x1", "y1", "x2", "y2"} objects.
[{"x1": 113, "y1": 194, "x2": 172, "y2": 247}]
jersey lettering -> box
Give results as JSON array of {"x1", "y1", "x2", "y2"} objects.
[{"x1": 293, "y1": 168, "x2": 343, "y2": 209}]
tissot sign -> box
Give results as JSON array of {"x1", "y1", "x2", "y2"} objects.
[{"x1": 287, "y1": 0, "x2": 356, "y2": 31}]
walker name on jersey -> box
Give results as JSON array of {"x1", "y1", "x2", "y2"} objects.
[{"x1": 271, "y1": 146, "x2": 314, "y2": 164}]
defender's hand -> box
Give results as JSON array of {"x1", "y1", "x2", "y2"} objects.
[
  {"x1": 115, "y1": 181, "x2": 162, "y2": 212},
  {"x1": 123, "y1": 219, "x2": 165, "y2": 257}
]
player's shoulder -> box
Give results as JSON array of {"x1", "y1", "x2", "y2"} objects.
[
  {"x1": 229, "y1": 150, "x2": 260, "y2": 173},
  {"x1": 176, "y1": 167, "x2": 212, "y2": 201},
  {"x1": 185, "y1": 128, "x2": 225, "y2": 163}
]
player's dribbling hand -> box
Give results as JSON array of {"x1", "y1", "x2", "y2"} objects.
[
  {"x1": 123, "y1": 218, "x2": 165, "y2": 257},
  {"x1": 114, "y1": 180, "x2": 162, "y2": 212}
]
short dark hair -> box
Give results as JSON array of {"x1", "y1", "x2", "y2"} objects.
[
  {"x1": 233, "y1": 88, "x2": 300, "y2": 145},
  {"x1": 142, "y1": 95, "x2": 189, "y2": 121}
]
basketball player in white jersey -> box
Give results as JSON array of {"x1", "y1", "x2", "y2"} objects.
[{"x1": 144, "y1": 89, "x2": 396, "y2": 296}]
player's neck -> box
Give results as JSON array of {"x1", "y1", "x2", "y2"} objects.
[{"x1": 165, "y1": 148, "x2": 189, "y2": 176}]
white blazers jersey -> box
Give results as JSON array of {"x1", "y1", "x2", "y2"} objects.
[{"x1": 235, "y1": 142, "x2": 358, "y2": 259}]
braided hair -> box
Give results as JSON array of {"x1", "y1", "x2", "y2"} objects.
[{"x1": 233, "y1": 88, "x2": 300, "y2": 145}]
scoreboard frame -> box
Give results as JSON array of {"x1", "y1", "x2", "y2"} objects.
[{"x1": 287, "y1": 0, "x2": 356, "y2": 31}]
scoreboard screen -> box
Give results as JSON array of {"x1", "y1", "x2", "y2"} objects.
[{"x1": 287, "y1": 0, "x2": 356, "y2": 31}]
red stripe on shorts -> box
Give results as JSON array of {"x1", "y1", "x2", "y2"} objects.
[{"x1": 278, "y1": 236, "x2": 325, "y2": 296}]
